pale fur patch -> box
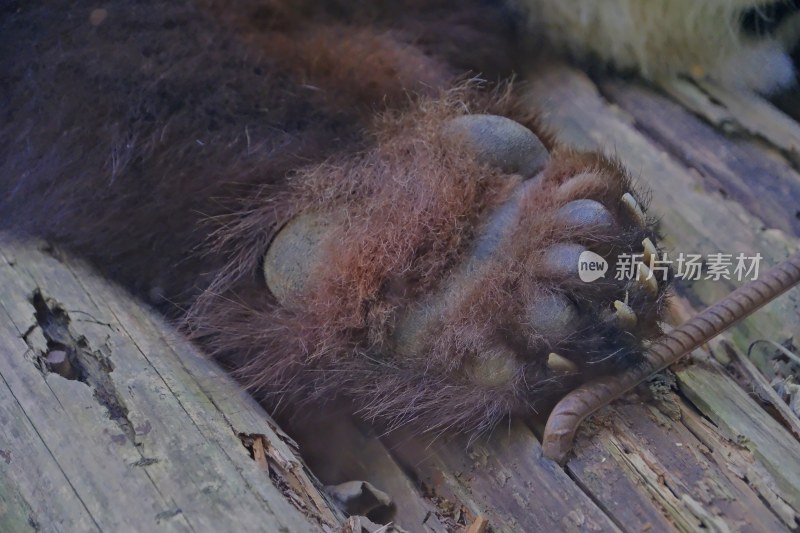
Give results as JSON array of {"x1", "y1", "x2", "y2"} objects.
[{"x1": 514, "y1": 0, "x2": 800, "y2": 93}]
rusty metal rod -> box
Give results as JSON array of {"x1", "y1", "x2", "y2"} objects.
[{"x1": 542, "y1": 250, "x2": 800, "y2": 464}]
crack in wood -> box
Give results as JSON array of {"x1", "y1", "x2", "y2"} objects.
[
  {"x1": 25, "y1": 289, "x2": 136, "y2": 443},
  {"x1": 239, "y1": 432, "x2": 340, "y2": 528}
]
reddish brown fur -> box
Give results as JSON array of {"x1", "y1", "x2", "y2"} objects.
[
  {"x1": 0, "y1": 0, "x2": 666, "y2": 436},
  {"x1": 183, "y1": 93, "x2": 666, "y2": 433}
]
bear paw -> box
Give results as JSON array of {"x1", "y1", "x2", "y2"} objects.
[{"x1": 253, "y1": 112, "x2": 669, "y2": 433}]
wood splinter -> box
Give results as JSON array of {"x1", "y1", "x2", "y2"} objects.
[
  {"x1": 542, "y1": 250, "x2": 800, "y2": 464},
  {"x1": 466, "y1": 515, "x2": 489, "y2": 533}
]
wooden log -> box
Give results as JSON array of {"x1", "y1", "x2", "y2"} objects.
[
  {"x1": 335, "y1": 63, "x2": 800, "y2": 532},
  {"x1": 0, "y1": 236, "x2": 343, "y2": 532},
  {"x1": 4, "y1": 61, "x2": 800, "y2": 533}
]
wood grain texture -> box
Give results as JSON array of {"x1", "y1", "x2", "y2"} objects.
[
  {"x1": 4, "y1": 61, "x2": 800, "y2": 533},
  {"x1": 354, "y1": 64, "x2": 800, "y2": 531},
  {"x1": 0, "y1": 236, "x2": 342, "y2": 533}
]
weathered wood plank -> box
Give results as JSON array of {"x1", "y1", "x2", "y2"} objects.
[
  {"x1": 0, "y1": 236, "x2": 341, "y2": 532},
  {"x1": 5, "y1": 61, "x2": 800, "y2": 533},
  {"x1": 567, "y1": 390, "x2": 797, "y2": 531},
  {"x1": 661, "y1": 78, "x2": 800, "y2": 164},
  {"x1": 286, "y1": 63, "x2": 800, "y2": 533},
  {"x1": 599, "y1": 79, "x2": 800, "y2": 238},
  {"x1": 384, "y1": 422, "x2": 623, "y2": 533},
  {"x1": 676, "y1": 359, "x2": 800, "y2": 514}
]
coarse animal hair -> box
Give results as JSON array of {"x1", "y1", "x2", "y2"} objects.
[{"x1": 6, "y1": 0, "x2": 771, "y2": 440}]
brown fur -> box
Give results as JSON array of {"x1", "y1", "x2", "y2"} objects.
[{"x1": 1, "y1": 0, "x2": 666, "y2": 436}]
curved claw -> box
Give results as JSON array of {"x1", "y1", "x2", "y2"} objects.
[{"x1": 621, "y1": 192, "x2": 646, "y2": 226}]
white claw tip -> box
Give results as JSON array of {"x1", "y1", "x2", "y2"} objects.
[
  {"x1": 636, "y1": 264, "x2": 659, "y2": 295},
  {"x1": 613, "y1": 300, "x2": 638, "y2": 330},
  {"x1": 642, "y1": 238, "x2": 657, "y2": 265},
  {"x1": 622, "y1": 193, "x2": 646, "y2": 226},
  {"x1": 547, "y1": 352, "x2": 578, "y2": 373}
]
